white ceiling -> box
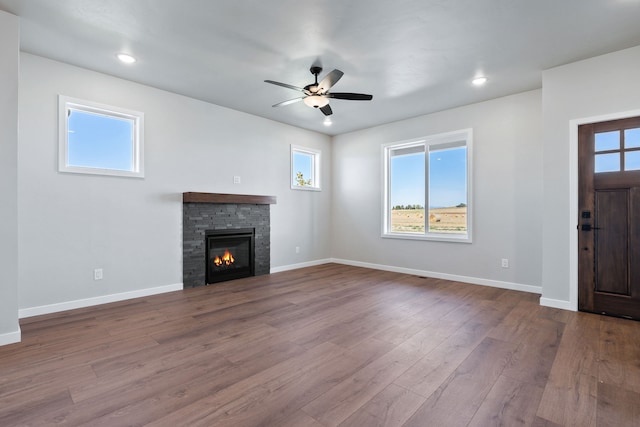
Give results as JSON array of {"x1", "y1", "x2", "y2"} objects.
[{"x1": 1, "y1": 0, "x2": 640, "y2": 136}]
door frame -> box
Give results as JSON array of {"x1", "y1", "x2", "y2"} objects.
[{"x1": 567, "y1": 108, "x2": 640, "y2": 311}]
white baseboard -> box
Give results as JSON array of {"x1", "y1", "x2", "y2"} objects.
[
  {"x1": 539, "y1": 297, "x2": 576, "y2": 311},
  {"x1": 19, "y1": 283, "x2": 184, "y2": 319},
  {"x1": 16, "y1": 259, "x2": 548, "y2": 321},
  {"x1": 270, "y1": 258, "x2": 333, "y2": 274},
  {"x1": 329, "y1": 258, "x2": 542, "y2": 295},
  {"x1": 0, "y1": 328, "x2": 21, "y2": 346}
]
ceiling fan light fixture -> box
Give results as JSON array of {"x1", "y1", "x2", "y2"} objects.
[{"x1": 303, "y1": 95, "x2": 329, "y2": 108}]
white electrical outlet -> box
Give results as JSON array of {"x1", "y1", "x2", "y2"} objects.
[
  {"x1": 233, "y1": 176, "x2": 241, "y2": 184},
  {"x1": 295, "y1": 246, "x2": 300, "y2": 254},
  {"x1": 501, "y1": 258, "x2": 509, "y2": 268},
  {"x1": 94, "y1": 268, "x2": 103, "y2": 280}
]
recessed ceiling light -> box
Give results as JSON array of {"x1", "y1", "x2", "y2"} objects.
[
  {"x1": 116, "y1": 53, "x2": 136, "y2": 64},
  {"x1": 472, "y1": 77, "x2": 487, "y2": 86},
  {"x1": 323, "y1": 118, "x2": 332, "y2": 126}
]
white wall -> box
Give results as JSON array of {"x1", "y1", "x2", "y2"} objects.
[
  {"x1": 13, "y1": 39, "x2": 640, "y2": 327},
  {"x1": 0, "y1": 11, "x2": 20, "y2": 345},
  {"x1": 18, "y1": 53, "x2": 331, "y2": 313},
  {"x1": 541, "y1": 45, "x2": 640, "y2": 308},
  {"x1": 331, "y1": 90, "x2": 543, "y2": 292}
]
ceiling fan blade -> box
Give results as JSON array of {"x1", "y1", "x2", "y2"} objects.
[
  {"x1": 327, "y1": 92, "x2": 373, "y2": 101},
  {"x1": 272, "y1": 97, "x2": 304, "y2": 107},
  {"x1": 320, "y1": 104, "x2": 333, "y2": 116},
  {"x1": 264, "y1": 80, "x2": 310, "y2": 95},
  {"x1": 317, "y1": 69, "x2": 344, "y2": 93}
]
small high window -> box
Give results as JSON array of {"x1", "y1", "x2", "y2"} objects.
[
  {"x1": 58, "y1": 96, "x2": 144, "y2": 178},
  {"x1": 291, "y1": 145, "x2": 321, "y2": 191}
]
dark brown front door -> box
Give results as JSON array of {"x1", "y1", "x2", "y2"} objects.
[{"x1": 578, "y1": 116, "x2": 640, "y2": 319}]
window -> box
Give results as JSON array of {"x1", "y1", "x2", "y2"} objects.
[
  {"x1": 383, "y1": 129, "x2": 472, "y2": 242},
  {"x1": 291, "y1": 145, "x2": 320, "y2": 190},
  {"x1": 59, "y1": 96, "x2": 144, "y2": 178},
  {"x1": 594, "y1": 127, "x2": 640, "y2": 173}
]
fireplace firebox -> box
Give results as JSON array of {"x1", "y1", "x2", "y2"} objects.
[{"x1": 205, "y1": 229, "x2": 255, "y2": 284}]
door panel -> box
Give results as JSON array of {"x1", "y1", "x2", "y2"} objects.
[
  {"x1": 630, "y1": 187, "x2": 640, "y2": 300},
  {"x1": 594, "y1": 190, "x2": 628, "y2": 295},
  {"x1": 578, "y1": 116, "x2": 640, "y2": 319}
]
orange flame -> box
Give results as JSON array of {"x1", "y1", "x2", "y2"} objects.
[{"x1": 213, "y1": 249, "x2": 235, "y2": 266}]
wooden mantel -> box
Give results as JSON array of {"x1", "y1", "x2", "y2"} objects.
[{"x1": 183, "y1": 192, "x2": 277, "y2": 205}]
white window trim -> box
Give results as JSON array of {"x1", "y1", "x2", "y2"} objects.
[
  {"x1": 382, "y1": 128, "x2": 473, "y2": 243},
  {"x1": 290, "y1": 144, "x2": 321, "y2": 191},
  {"x1": 58, "y1": 95, "x2": 145, "y2": 178}
]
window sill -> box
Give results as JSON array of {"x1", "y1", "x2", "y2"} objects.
[
  {"x1": 59, "y1": 165, "x2": 144, "y2": 178},
  {"x1": 291, "y1": 186, "x2": 321, "y2": 192},
  {"x1": 381, "y1": 232, "x2": 472, "y2": 244}
]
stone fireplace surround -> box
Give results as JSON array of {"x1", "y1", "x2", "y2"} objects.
[{"x1": 182, "y1": 192, "x2": 276, "y2": 288}]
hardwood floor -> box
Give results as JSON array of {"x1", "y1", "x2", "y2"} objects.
[{"x1": 1, "y1": 264, "x2": 639, "y2": 426}]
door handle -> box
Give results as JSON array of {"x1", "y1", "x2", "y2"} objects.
[{"x1": 580, "y1": 224, "x2": 601, "y2": 231}]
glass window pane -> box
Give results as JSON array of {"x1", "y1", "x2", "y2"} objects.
[
  {"x1": 428, "y1": 146, "x2": 467, "y2": 234},
  {"x1": 292, "y1": 151, "x2": 314, "y2": 187},
  {"x1": 390, "y1": 147, "x2": 425, "y2": 233},
  {"x1": 625, "y1": 151, "x2": 640, "y2": 171},
  {"x1": 624, "y1": 128, "x2": 640, "y2": 149},
  {"x1": 595, "y1": 131, "x2": 620, "y2": 152},
  {"x1": 67, "y1": 110, "x2": 134, "y2": 171},
  {"x1": 595, "y1": 153, "x2": 620, "y2": 173},
  {"x1": 291, "y1": 145, "x2": 320, "y2": 190}
]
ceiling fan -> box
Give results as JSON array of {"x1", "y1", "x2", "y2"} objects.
[{"x1": 264, "y1": 66, "x2": 373, "y2": 116}]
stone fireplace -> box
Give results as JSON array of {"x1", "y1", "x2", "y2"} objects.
[{"x1": 182, "y1": 192, "x2": 276, "y2": 288}]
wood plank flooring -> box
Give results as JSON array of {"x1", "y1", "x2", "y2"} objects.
[{"x1": 1, "y1": 264, "x2": 639, "y2": 426}]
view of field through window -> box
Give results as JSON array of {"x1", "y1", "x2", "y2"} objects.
[{"x1": 390, "y1": 145, "x2": 467, "y2": 234}]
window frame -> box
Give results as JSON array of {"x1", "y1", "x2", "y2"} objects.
[
  {"x1": 290, "y1": 144, "x2": 321, "y2": 191},
  {"x1": 58, "y1": 95, "x2": 145, "y2": 178},
  {"x1": 382, "y1": 128, "x2": 473, "y2": 243}
]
